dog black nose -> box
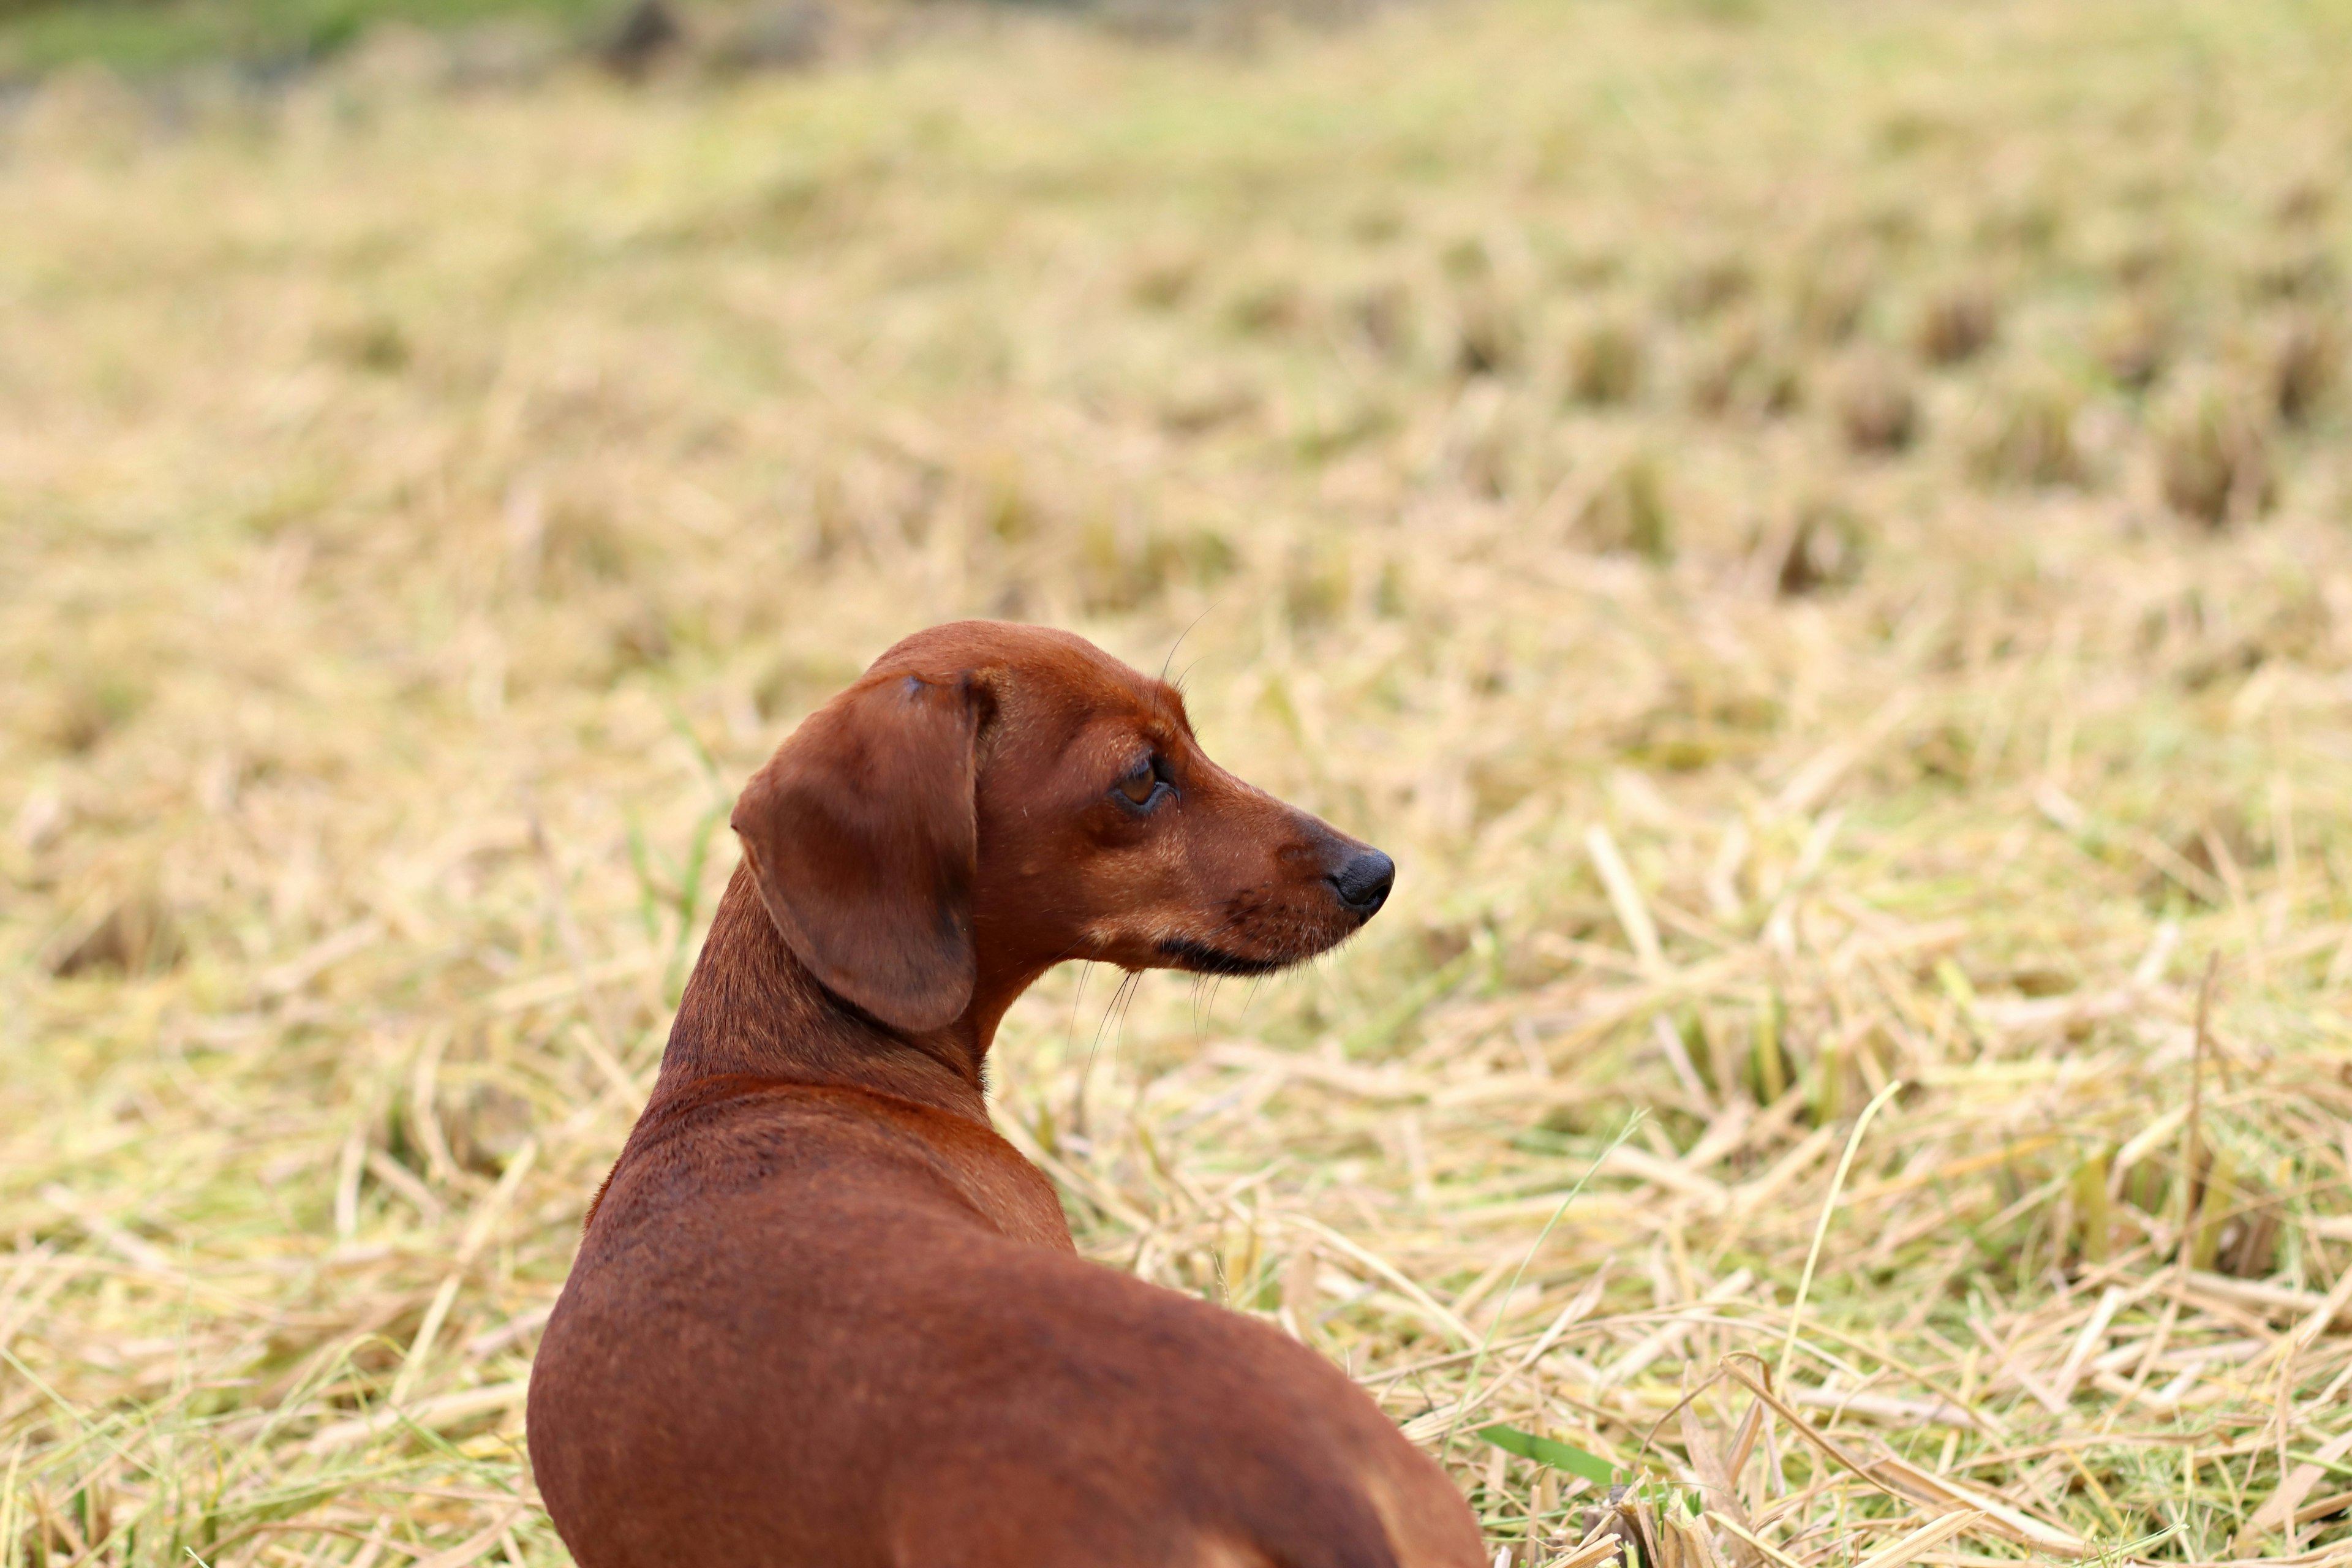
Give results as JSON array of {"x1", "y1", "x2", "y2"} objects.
[{"x1": 1329, "y1": 849, "x2": 1395, "y2": 918}]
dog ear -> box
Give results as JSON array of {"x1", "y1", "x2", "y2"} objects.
[{"x1": 731, "y1": 673, "x2": 980, "y2": 1033}]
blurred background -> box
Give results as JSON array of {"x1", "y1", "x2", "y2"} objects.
[{"x1": 3, "y1": 0, "x2": 2350, "y2": 1563}]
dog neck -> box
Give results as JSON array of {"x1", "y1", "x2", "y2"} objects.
[{"x1": 652, "y1": 864, "x2": 1003, "y2": 1125}]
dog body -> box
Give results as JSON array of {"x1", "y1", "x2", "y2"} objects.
[{"x1": 528, "y1": 623, "x2": 1483, "y2": 1568}]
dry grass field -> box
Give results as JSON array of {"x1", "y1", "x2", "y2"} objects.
[{"x1": 5, "y1": 0, "x2": 2352, "y2": 1562}]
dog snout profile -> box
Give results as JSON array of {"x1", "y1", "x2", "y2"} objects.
[{"x1": 527, "y1": 620, "x2": 1482, "y2": 1568}]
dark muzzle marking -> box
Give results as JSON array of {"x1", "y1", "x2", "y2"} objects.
[{"x1": 1155, "y1": 937, "x2": 1289, "y2": 976}]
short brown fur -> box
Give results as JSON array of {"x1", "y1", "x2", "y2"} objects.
[{"x1": 529, "y1": 621, "x2": 1484, "y2": 1568}]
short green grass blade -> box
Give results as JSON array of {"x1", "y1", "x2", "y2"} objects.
[{"x1": 1477, "y1": 1425, "x2": 1616, "y2": 1487}]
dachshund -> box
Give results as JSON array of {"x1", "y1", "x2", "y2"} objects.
[{"x1": 527, "y1": 620, "x2": 1485, "y2": 1568}]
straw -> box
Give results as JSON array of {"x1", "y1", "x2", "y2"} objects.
[{"x1": 4, "y1": 0, "x2": 2350, "y2": 1563}]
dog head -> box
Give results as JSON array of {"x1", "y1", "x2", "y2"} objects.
[{"x1": 730, "y1": 622, "x2": 1394, "y2": 1033}]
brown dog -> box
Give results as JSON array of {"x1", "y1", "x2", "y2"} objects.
[{"x1": 527, "y1": 622, "x2": 1485, "y2": 1568}]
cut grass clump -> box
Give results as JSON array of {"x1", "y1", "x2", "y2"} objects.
[
  {"x1": 1831, "y1": 351, "x2": 1920, "y2": 453},
  {"x1": 1667, "y1": 254, "x2": 1754, "y2": 320},
  {"x1": 1350, "y1": 282, "x2": 1419, "y2": 361},
  {"x1": 1789, "y1": 252, "x2": 1876, "y2": 344},
  {"x1": 1564, "y1": 318, "x2": 1645, "y2": 407},
  {"x1": 2097, "y1": 295, "x2": 2176, "y2": 392},
  {"x1": 2245, "y1": 247, "x2": 2341, "y2": 306},
  {"x1": 2266, "y1": 309, "x2": 2342, "y2": 425},
  {"x1": 1766, "y1": 499, "x2": 1870, "y2": 597},
  {"x1": 2156, "y1": 382, "x2": 2278, "y2": 526},
  {"x1": 1912, "y1": 279, "x2": 2000, "y2": 365},
  {"x1": 1224, "y1": 277, "x2": 1310, "y2": 339},
  {"x1": 1572, "y1": 453, "x2": 1673, "y2": 563},
  {"x1": 317, "y1": 313, "x2": 414, "y2": 375},
  {"x1": 39, "y1": 668, "x2": 149, "y2": 755},
  {"x1": 1686, "y1": 317, "x2": 1802, "y2": 420},
  {"x1": 45, "y1": 886, "x2": 182, "y2": 978},
  {"x1": 1453, "y1": 288, "x2": 1527, "y2": 379},
  {"x1": 1970, "y1": 372, "x2": 2085, "y2": 488},
  {"x1": 1127, "y1": 250, "x2": 1201, "y2": 311}
]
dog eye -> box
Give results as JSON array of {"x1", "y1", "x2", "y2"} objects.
[{"x1": 1114, "y1": 758, "x2": 1164, "y2": 809}]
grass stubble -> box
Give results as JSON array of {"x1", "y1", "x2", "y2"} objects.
[{"x1": 2, "y1": 0, "x2": 2351, "y2": 1564}]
